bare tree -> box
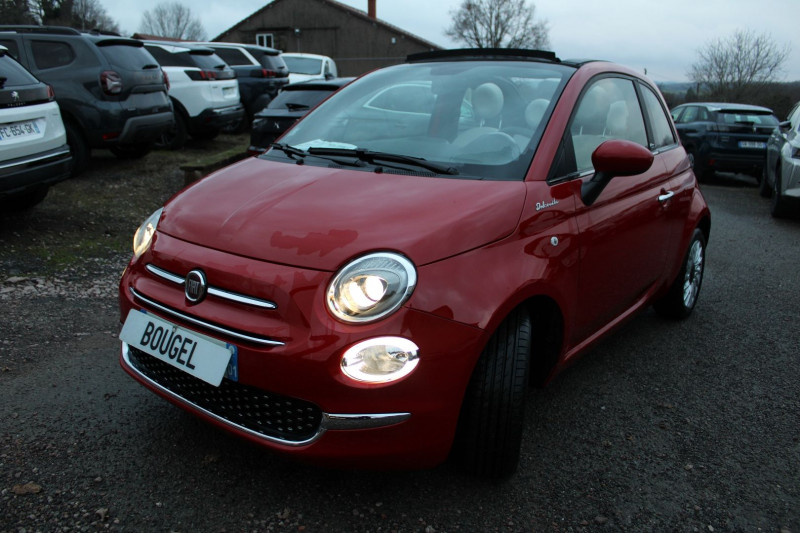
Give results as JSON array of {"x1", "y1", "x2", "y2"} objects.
[
  {"x1": 688, "y1": 29, "x2": 790, "y2": 101},
  {"x1": 139, "y1": 1, "x2": 207, "y2": 41},
  {"x1": 72, "y1": 0, "x2": 119, "y2": 32},
  {"x1": 445, "y1": 0, "x2": 549, "y2": 49},
  {"x1": 29, "y1": 0, "x2": 119, "y2": 31},
  {"x1": 0, "y1": 0, "x2": 37, "y2": 24}
]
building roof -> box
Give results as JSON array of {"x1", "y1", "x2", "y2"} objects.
[{"x1": 213, "y1": 0, "x2": 442, "y2": 51}]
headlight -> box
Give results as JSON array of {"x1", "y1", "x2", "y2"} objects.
[
  {"x1": 326, "y1": 252, "x2": 416, "y2": 323},
  {"x1": 341, "y1": 337, "x2": 420, "y2": 383},
  {"x1": 132, "y1": 208, "x2": 162, "y2": 258}
]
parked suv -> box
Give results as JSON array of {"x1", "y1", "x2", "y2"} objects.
[
  {"x1": 119, "y1": 49, "x2": 710, "y2": 478},
  {"x1": 0, "y1": 26, "x2": 174, "y2": 174},
  {"x1": 762, "y1": 101, "x2": 800, "y2": 217},
  {"x1": 1, "y1": 45, "x2": 71, "y2": 210},
  {"x1": 671, "y1": 102, "x2": 779, "y2": 180},
  {"x1": 143, "y1": 42, "x2": 244, "y2": 149},
  {"x1": 193, "y1": 42, "x2": 289, "y2": 128}
]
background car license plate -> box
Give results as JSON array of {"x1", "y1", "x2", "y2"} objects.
[
  {"x1": 738, "y1": 141, "x2": 766, "y2": 149},
  {"x1": 0, "y1": 120, "x2": 41, "y2": 141},
  {"x1": 120, "y1": 309, "x2": 233, "y2": 386}
]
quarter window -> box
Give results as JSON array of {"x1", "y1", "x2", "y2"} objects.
[
  {"x1": 569, "y1": 77, "x2": 647, "y2": 171},
  {"x1": 31, "y1": 40, "x2": 75, "y2": 70},
  {"x1": 641, "y1": 85, "x2": 676, "y2": 149}
]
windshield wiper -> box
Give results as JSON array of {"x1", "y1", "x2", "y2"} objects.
[
  {"x1": 307, "y1": 147, "x2": 459, "y2": 175},
  {"x1": 270, "y1": 143, "x2": 367, "y2": 168},
  {"x1": 285, "y1": 103, "x2": 310, "y2": 111}
]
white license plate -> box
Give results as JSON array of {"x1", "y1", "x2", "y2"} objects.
[
  {"x1": 223, "y1": 86, "x2": 236, "y2": 96},
  {"x1": 120, "y1": 309, "x2": 234, "y2": 387},
  {"x1": 738, "y1": 141, "x2": 766, "y2": 149},
  {"x1": 0, "y1": 120, "x2": 41, "y2": 141}
]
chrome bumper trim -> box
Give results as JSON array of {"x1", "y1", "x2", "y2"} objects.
[
  {"x1": 121, "y1": 343, "x2": 411, "y2": 446},
  {"x1": 146, "y1": 264, "x2": 278, "y2": 310},
  {"x1": 322, "y1": 412, "x2": 411, "y2": 430},
  {"x1": 129, "y1": 287, "x2": 285, "y2": 346}
]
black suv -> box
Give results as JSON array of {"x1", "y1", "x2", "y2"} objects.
[
  {"x1": 0, "y1": 26, "x2": 174, "y2": 173},
  {"x1": 199, "y1": 43, "x2": 289, "y2": 127},
  {"x1": 671, "y1": 102, "x2": 779, "y2": 179}
]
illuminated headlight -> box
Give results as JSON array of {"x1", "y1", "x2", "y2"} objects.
[
  {"x1": 327, "y1": 252, "x2": 416, "y2": 323},
  {"x1": 341, "y1": 337, "x2": 420, "y2": 383},
  {"x1": 132, "y1": 207, "x2": 162, "y2": 258}
]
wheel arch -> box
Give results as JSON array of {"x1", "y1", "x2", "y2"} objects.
[{"x1": 478, "y1": 292, "x2": 565, "y2": 388}]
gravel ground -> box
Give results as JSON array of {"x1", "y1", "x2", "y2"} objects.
[{"x1": 1, "y1": 151, "x2": 799, "y2": 532}]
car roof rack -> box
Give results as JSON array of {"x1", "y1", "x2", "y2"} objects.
[
  {"x1": 0, "y1": 25, "x2": 81, "y2": 36},
  {"x1": 407, "y1": 48, "x2": 561, "y2": 63}
]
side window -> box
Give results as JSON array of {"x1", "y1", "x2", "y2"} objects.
[
  {"x1": 677, "y1": 106, "x2": 698, "y2": 124},
  {"x1": 788, "y1": 105, "x2": 800, "y2": 129},
  {"x1": 0, "y1": 39, "x2": 21, "y2": 59},
  {"x1": 641, "y1": 85, "x2": 676, "y2": 149},
  {"x1": 366, "y1": 84, "x2": 435, "y2": 115},
  {"x1": 569, "y1": 77, "x2": 647, "y2": 172},
  {"x1": 31, "y1": 40, "x2": 75, "y2": 70},
  {"x1": 697, "y1": 107, "x2": 709, "y2": 121}
]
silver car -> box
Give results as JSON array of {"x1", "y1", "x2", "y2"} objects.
[{"x1": 762, "y1": 101, "x2": 800, "y2": 217}]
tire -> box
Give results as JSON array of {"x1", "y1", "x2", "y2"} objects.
[
  {"x1": 109, "y1": 143, "x2": 152, "y2": 159},
  {"x1": 453, "y1": 308, "x2": 531, "y2": 478},
  {"x1": 770, "y1": 171, "x2": 792, "y2": 218},
  {"x1": 759, "y1": 163, "x2": 772, "y2": 198},
  {"x1": 155, "y1": 112, "x2": 187, "y2": 150},
  {"x1": 64, "y1": 120, "x2": 89, "y2": 176},
  {"x1": 654, "y1": 228, "x2": 706, "y2": 319}
]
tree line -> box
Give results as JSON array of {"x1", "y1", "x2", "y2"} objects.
[{"x1": 0, "y1": 0, "x2": 119, "y2": 32}]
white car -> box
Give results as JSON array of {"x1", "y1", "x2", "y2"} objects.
[
  {"x1": 762, "y1": 101, "x2": 800, "y2": 217},
  {"x1": 0, "y1": 45, "x2": 71, "y2": 210},
  {"x1": 142, "y1": 42, "x2": 244, "y2": 149},
  {"x1": 281, "y1": 53, "x2": 338, "y2": 83}
]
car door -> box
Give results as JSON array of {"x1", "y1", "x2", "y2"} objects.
[{"x1": 554, "y1": 76, "x2": 676, "y2": 343}]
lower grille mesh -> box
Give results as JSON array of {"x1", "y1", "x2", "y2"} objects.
[{"x1": 128, "y1": 348, "x2": 323, "y2": 443}]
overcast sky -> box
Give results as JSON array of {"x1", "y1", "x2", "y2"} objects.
[{"x1": 103, "y1": 0, "x2": 800, "y2": 83}]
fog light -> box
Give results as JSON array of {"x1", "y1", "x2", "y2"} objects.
[{"x1": 341, "y1": 337, "x2": 419, "y2": 384}]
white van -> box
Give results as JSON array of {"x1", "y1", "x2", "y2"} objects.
[{"x1": 281, "y1": 53, "x2": 338, "y2": 83}]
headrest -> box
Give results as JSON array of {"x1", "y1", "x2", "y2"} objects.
[
  {"x1": 473, "y1": 83, "x2": 504, "y2": 120},
  {"x1": 525, "y1": 99, "x2": 549, "y2": 129}
]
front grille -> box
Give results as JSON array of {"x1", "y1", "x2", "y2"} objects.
[{"x1": 127, "y1": 347, "x2": 323, "y2": 443}]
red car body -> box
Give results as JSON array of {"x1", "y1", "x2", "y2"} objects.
[{"x1": 119, "y1": 50, "x2": 710, "y2": 477}]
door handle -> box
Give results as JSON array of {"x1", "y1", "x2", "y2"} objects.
[{"x1": 658, "y1": 191, "x2": 675, "y2": 203}]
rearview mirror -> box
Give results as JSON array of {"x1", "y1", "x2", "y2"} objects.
[{"x1": 581, "y1": 140, "x2": 654, "y2": 206}]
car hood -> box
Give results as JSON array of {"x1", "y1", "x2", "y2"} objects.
[{"x1": 159, "y1": 157, "x2": 526, "y2": 271}]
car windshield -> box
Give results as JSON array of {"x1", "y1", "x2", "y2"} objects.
[
  {"x1": 284, "y1": 56, "x2": 323, "y2": 75},
  {"x1": 268, "y1": 88, "x2": 333, "y2": 110},
  {"x1": 273, "y1": 61, "x2": 572, "y2": 180}
]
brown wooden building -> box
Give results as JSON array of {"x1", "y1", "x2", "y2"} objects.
[{"x1": 213, "y1": 0, "x2": 442, "y2": 76}]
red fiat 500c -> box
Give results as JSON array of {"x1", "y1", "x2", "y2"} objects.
[{"x1": 119, "y1": 49, "x2": 710, "y2": 478}]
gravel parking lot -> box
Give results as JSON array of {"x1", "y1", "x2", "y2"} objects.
[{"x1": 1, "y1": 143, "x2": 799, "y2": 532}]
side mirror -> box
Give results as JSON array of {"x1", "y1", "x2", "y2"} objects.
[
  {"x1": 779, "y1": 120, "x2": 792, "y2": 132},
  {"x1": 581, "y1": 140, "x2": 654, "y2": 206}
]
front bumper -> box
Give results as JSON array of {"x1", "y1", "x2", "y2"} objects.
[{"x1": 118, "y1": 234, "x2": 485, "y2": 468}]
